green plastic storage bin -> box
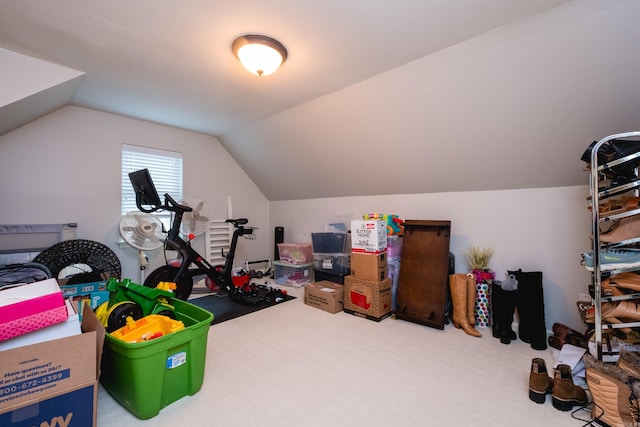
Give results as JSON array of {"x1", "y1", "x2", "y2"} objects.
[{"x1": 100, "y1": 298, "x2": 213, "y2": 419}]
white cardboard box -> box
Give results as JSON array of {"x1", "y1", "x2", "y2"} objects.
[{"x1": 350, "y1": 220, "x2": 387, "y2": 254}]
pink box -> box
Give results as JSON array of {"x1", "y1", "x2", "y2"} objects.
[{"x1": 0, "y1": 278, "x2": 67, "y2": 341}]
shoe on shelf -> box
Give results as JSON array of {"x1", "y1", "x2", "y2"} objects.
[
  {"x1": 590, "y1": 196, "x2": 640, "y2": 217},
  {"x1": 581, "y1": 139, "x2": 640, "y2": 179},
  {"x1": 596, "y1": 214, "x2": 640, "y2": 244},
  {"x1": 581, "y1": 248, "x2": 640, "y2": 271},
  {"x1": 606, "y1": 271, "x2": 640, "y2": 292},
  {"x1": 529, "y1": 358, "x2": 554, "y2": 404}
]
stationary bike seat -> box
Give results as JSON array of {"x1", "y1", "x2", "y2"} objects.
[{"x1": 226, "y1": 218, "x2": 248, "y2": 226}]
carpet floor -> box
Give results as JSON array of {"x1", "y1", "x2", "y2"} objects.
[{"x1": 97, "y1": 285, "x2": 591, "y2": 427}]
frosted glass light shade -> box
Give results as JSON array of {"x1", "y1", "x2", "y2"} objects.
[{"x1": 232, "y1": 35, "x2": 287, "y2": 76}]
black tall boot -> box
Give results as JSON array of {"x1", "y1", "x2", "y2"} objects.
[
  {"x1": 491, "y1": 278, "x2": 518, "y2": 342},
  {"x1": 500, "y1": 288, "x2": 518, "y2": 344},
  {"x1": 491, "y1": 282, "x2": 503, "y2": 339},
  {"x1": 510, "y1": 269, "x2": 548, "y2": 350}
]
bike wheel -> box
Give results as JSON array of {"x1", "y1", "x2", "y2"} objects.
[{"x1": 144, "y1": 265, "x2": 193, "y2": 300}]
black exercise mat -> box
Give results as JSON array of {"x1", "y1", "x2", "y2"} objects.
[{"x1": 188, "y1": 293, "x2": 296, "y2": 325}]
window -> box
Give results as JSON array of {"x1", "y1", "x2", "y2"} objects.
[{"x1": 121, "y1": 144, "x2": 183, "y2": 225}]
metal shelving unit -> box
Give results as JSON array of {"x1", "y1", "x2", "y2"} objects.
[{"x1": 588, "y1": 131, "x2": 640, "y2": 361}]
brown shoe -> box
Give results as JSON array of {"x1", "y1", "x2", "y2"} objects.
[
  {"x1": 552, "y1": 364, "x2": 588, "y2": 411},
  {"x1": 529, "y1": 358, "x2": 553, "y2": 404}
]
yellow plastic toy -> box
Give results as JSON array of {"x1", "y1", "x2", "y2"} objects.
[{"x1": 110, "y1": 314, "x2": 185, "y2": 343}]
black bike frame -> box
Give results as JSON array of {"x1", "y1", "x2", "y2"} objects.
[{"x1": 158, "y1": 193, "x2": 252, "y2": 295}]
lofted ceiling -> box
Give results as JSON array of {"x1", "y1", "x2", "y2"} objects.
[{"x1": 2, "y1": 0, "x2": 640, "y2": 200}]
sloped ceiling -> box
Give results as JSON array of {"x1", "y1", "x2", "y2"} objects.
[{"x1": 1, "y1": 0, "x2": 639, "y2": 200}]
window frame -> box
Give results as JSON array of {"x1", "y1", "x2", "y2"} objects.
[{"x1": 121, "y1": 144, "x2": 183, "y2": 228}]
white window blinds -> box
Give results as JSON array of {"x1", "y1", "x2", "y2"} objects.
[{"x1": 121, "y1": 144, "x2": 183, "y2": 217}]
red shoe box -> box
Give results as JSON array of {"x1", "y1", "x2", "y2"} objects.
[{"x1": 343, "y1": 276, "x2": 392, "y2": 322}]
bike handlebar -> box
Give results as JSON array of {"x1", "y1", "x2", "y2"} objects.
[{"x1": 164, "y1": 194, "x2": 192, "y2": 213}]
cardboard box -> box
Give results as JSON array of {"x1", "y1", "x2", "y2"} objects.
[
  {"x1": 343, "y1": 276, "x2": 392, "y2": 322},
  {"x1": 60, "y1": 280, "x2": 110, "y2": 310},
  {"x1": 0, "y1": 382, "x2": 97, "y2": 427},
  {"x1": 0, "y1": 301, "x2": 105, "y2": 427},
  {"x1": 304, "y1": 281, "x2": 344, "y2": 314},
  {"x1": 350, "y1": 252, "x2": 388, "y2": 281},
  {"x1": 350, "y1": 220, "x2": 387, "y2": 254},
  {"x1": 0, "y1": 278, "x2": 67, "y2": 341}
]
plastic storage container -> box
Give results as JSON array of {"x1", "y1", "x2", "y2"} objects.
[
  {"x1": 274, "y1": 261, "x2": 314, "y2": 287},
  {"x1": 312, "y1": 253, "x2": 350, "y2": 275},
  {"x1": 311, "y1": 232, "x2": 348, "y2": 253},
  {"x1": 99, "y1": 298, "x2": 213, "y2": 419},
  {"x1": 386, "y1": 235, "x2": 403, "y2": 260},
  {"x1": 277, "y1": 243, "x2": 313, "y2": 264}
]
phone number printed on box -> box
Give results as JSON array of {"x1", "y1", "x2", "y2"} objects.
[{"x1": 0, "y1": 370, "x2": 70, "y2": 397}]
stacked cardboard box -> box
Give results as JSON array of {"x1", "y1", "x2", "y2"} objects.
[
  {"x1": 343, "y1": 220, "x2": 391, "y2": 322},
  {"x1": 0, "y1": 300, "x2": 104, "y2": 426}
]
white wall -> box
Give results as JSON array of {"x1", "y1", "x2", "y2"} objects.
[
  {"x1": 0, "y1": 104, "x2": 595, "y2": 332},
  {"x1": 0, "y1": 105, "x2": 271, "y2": 281},
  {"x1": 271, "y1": 185, "x2": 592, "y2": 331}
]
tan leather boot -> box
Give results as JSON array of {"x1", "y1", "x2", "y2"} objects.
[
  {"x1": 605, "y1": 271, "x2": 640, "y2": 293},
  {"x1": 551, "y1": 364, "x2": 587, "y2": 411},
  {"x1": 585, "y1": 353, "x2": 640, "y2": 426},
  {"x1": 529, "y1": 358, "x2": 553, "y2": 404},
  {"x1": 448, "y1": 274, "x2": 481, "y2": 337},
  {"x1": 604, "y1": 300, "x2": 640, "y2": 322},
  {"x1": 466, "y1": 273, "x2": 477, "y2": 325},
  {"x1": 599, "y1": 214, "x2": 640, "y2": 243}
]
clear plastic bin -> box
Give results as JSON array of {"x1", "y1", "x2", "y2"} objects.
[{"x1": 274, "y1": 261, "x2": 314, "y2": 287}]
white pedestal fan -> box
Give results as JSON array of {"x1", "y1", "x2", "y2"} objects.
[{"x1": 119, "y1": 212, "x2": 164, "y2": 283}]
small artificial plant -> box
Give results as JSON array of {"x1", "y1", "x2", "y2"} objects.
[{"x1": 463, "y1": 246, "x2": 495, "y2": 283}]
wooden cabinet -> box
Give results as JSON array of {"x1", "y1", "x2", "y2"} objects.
[{"x1": 394, "y1": 220, "x2": 451, "y2": 330}]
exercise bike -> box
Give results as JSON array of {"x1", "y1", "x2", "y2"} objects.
[{"x1": 129, "y1": 168, "x2": 286, "y2": 304}]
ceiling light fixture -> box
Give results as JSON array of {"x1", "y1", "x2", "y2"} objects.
[{"x1": 232, "y1": 34, "x2": 288, "y2": 76}]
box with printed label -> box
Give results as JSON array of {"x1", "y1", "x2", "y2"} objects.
[
  {"x1": 60, "y1": 280, "x2": 110, "y2": 310},
  {"x1": 304, "y1": 281, "x2": 344, "y2": 314},
  {"x1": 0, "y1": 382, "x2": 97, "y2": 427},
  {"x1": 350, "y1": 252, "x2": 388, "y2": 281},
  {"x1": 0, "y1": 301, "x2": 105, "y2": 427},
  {"x1": 0, "y1": 278, "x2": 68, "y2": 341},
  {"x1": 350, "y1": 220, "x2": 387, "y2": 254},
  {"x1": 343, "y1": 276, "x2": 392, "y2": 322}
]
